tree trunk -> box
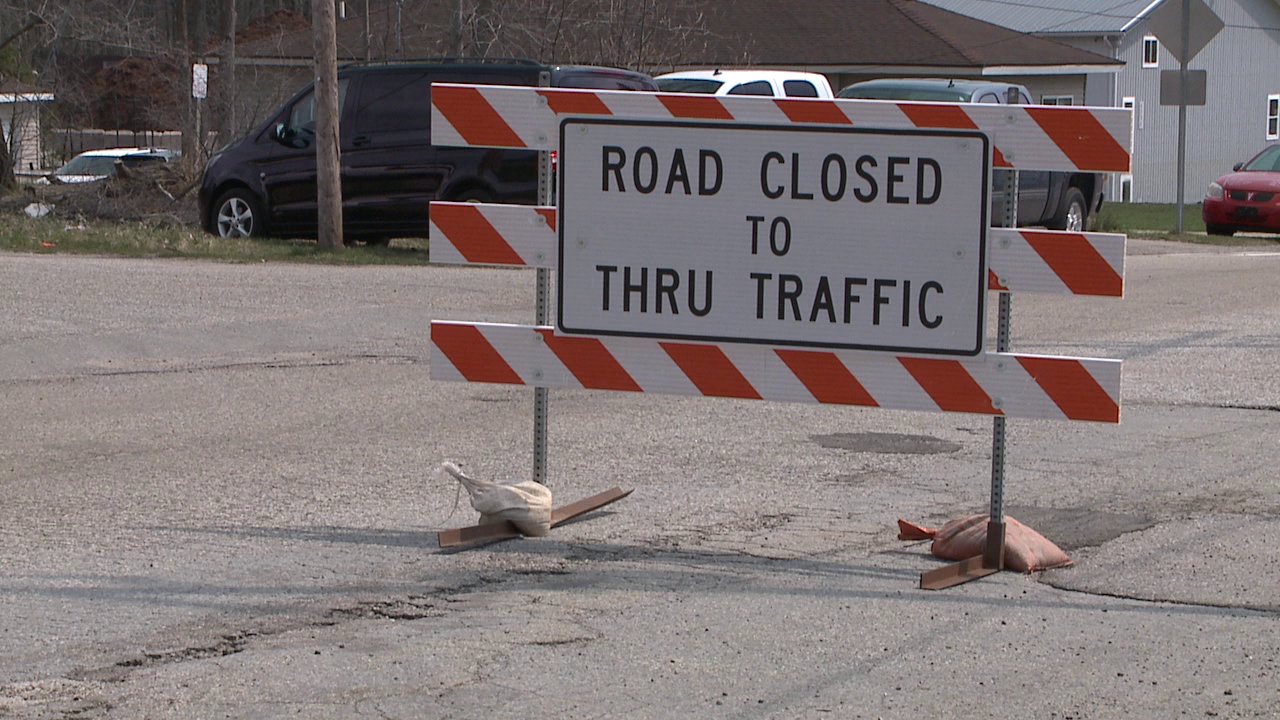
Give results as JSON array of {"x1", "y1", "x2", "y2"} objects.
[
  {"x1": 224, "y1": 0, "x2": 237, "y2": 139},
  {"x1": 313, "y1": 0, "x2": 344, "y2": 249},
  {"x1": 0, "y1": 133, "x2": 17, "y2": 195}
]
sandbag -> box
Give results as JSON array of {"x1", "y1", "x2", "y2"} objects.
[
  {"x1": 440, "y1": 462, "x2": 552, "y2": 537},
  {"x1": 897, "y1": 514, "x2": 1072, "y2": 573}
]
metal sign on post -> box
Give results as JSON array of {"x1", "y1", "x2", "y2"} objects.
[
  {"x1": 557, "y1": 119, "x2": 990, "y2": 356},
  {"x1": 427, "y1": 85, "x2": 1131, "y2": 568},
  {"x1": 1146, "y1": 0, "x2": 1223, "y2": 231}
]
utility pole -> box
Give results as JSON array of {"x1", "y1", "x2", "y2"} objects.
[
  {"x1": 314, "y1": 0, "x2": 344, "y2": 249},
  {"x1": 224, "y1": 1, "x2": 237, "y2": 140}
]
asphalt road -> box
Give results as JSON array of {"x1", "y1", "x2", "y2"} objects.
[{"x1": 1, "y1": 239, "x2": 1278, "y2": 719}]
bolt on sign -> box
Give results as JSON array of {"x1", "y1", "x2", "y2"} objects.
[
  {"x1": 427, "y1": 85, "x2": 1131, "y2": 424},
  {"x1": 557, "y1": 119, "x2": 990, "y2": 356}
]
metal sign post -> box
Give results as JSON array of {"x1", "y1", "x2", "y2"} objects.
[{"x1": 533, "y1": 70, "x2": 552, "y2": 486}]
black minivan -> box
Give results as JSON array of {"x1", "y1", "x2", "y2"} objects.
[{"x1": 198, "y1": 59, "x2": 657, "y2": 242}]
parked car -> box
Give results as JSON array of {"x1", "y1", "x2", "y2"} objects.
[
  {"x1": 198, "y1": 59, "x2": 658, "y2": 242},
  {"x1": 655, "y1": 69, "x2": 835, "y2": 98},
  {"x1": 43, "y1": 147, "x2": 178, "y2": 184},
  {"x1": 837, "y1": 78, "x2": 1104, "y2": 231},
  {"x1": 1202, "y1": 143, "x2": 1280, "y2": 236}
]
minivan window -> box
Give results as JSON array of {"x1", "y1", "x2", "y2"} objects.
[
  {"x1": 353, "y1": 71, "x2": 431, "y2": 134},
  {"x1": 783, "y1": 80, "x2": 819, "y2": 97},
  {"x1": 728, "y1": 80, "x2": 773, "y2": 96},
  {"x1": 287, "y1": 78, "x2": 350, "y2": 132}
]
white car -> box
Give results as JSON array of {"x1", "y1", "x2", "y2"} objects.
[
  {"x1": 43, "y1": 147, "x2": 178, "y2": 184},
  {"x1": 655, "y1": 69, "x2": 835, "y2": 99}
]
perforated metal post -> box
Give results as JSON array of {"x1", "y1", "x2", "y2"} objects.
[
  {"x1": 984, "y1": 89, "x2": 1019, "y2": 569},
  {"x1": 533, "y1": 69, "x2": 552, "y2": 486}
]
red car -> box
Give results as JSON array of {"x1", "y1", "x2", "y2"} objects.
[{"x1": 1203, "y1": 143, "x2": 1280, "y2": 236}]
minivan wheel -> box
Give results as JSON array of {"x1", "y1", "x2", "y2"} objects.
[
  {"x1": 1051, "y1": 188, "x2": 1088, "y2": 232},
  {"x1": 214, "y1": 189, "x2": 264, "y2": 238}
]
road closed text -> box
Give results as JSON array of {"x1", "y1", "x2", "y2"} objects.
[
  {"x1": 558, "y1": 120, "x2": 989, "y2": 355},
  {"x1": 599, "y1": 145, "x2": 943, "y2": 206}
]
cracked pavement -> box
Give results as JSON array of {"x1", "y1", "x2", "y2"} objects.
[{"x1": 1, "y1": 242, "x2": 1278, "y2": 718}]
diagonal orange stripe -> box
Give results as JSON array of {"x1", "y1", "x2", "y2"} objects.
[
  {"x1": 537, "y1": 329, "x2": 641, "y2": 392},
  {"x1": 1024, "y1": 107, "x2": 1129, "y2": 173},
  {"x1": 432, "y1": 85, "x2": 526, "y2": 148},
  {"x1": 898, "y1": 103, "x2": 979, "y2": 130},
  {"x1": 660, "y1": 343, "x2": 761, "y2": 399},
  {"x1": 775, "y1": 349, "x2": 878, "y2": 406},
  {"x1": 431, "y1": 324, "x2": 524, "y2": 385},
  {"x1": 539, "y1": 89, "x2": 613, "y2": 116},
  {"x1": 431, "y1": 204, "x2": 525, "y2": 265},
  {"x1": 1016, "y1": 356, "x2": 1119, "y2": 423},
  {"x1": 774, "y1": 99, "x2": 852, "y2": 125},
  {"x1": 536, "y1": 207, "x2": 556, "y2": 232},
  {"x1": 1020, "y1": 231, "x2": 1123, "y2": 297},
  {"x1": 988, "y1": 268, "x2": 1008, "y2": 291},
  {"x1": 898, "y1": 357, "x2": 1001, "y2": 415},
  {"x1": 657, "y1": 94, "x2": 734, "y2": 120}
]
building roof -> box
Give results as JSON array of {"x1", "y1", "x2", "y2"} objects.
[
  {"x1": 918, "y1": 0, "x2": 1162, "y2": 36},
  {"x1": 0, "y1": 79, "x2": 54, "y2": 104},
  {"x1": 689, "y1": 0, "x2": 1121, "y2": 71},
  {"x1": 234, "y1": 0, "x2": 1121, "y2": 75}
]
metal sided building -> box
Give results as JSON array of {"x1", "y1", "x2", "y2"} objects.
[{"x1": 922, "y1": 0, "x2": 1280, "y2": 205}]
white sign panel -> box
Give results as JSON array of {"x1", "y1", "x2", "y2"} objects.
[
  {"x1": 557, "y1": 119, "x2": 990, "y2": 356},
  {"x1": 192, "y1": 63, "x2": 209, "y2": 99}
]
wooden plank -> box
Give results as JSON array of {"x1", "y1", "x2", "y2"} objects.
[
  {"x1": 428, "y1": 202, "x2": 1126, "y2": 299},
  {"x1": 431, "y1": 322, "x2": 1123, "y2": 424},
  {"x1": 437, "y1": 487, "x2": 633, "y2": 548},
  {"x1": 919, "y1": 554, "x2": 1000, "y2": 590}
]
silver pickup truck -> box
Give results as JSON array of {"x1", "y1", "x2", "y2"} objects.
[{"x1": 838, "y1": 78, "x2": 1104, "y2": 232}]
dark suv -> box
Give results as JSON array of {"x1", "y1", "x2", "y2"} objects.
[{"x1": 198, "y1": 59, "x2": 657, "y2": 242}]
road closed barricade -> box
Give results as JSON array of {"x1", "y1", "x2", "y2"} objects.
[{"x1": 427, "y1": 84, "x2": 1132, "y2": 573}]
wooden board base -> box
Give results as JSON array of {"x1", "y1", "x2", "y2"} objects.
[
  {"x1": 437, "y1": 487, "x2": 633, "y2": 548},
  {"x1": 919, "y1": 554, "x2": 1000, "y2": 590}
]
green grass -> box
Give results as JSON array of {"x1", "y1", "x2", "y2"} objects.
[
  {"x1": 0, "y1": 214, "x2": 432, "y2": 265},
  {"x1": 1094, "y1": 202, "x2": 1277, "y2": 246}
]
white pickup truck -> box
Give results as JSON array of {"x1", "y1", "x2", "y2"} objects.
[{"x1": 655, "y1": 69, "x2": 836, "y2": 99}]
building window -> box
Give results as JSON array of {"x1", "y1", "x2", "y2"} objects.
[
  {"x1": 1041, "y1": 95, "x2": 1074, "y2": 106},
  {"x1": 1268, "y1": 94, "x2": 1279, "y2": 140},
  {"x1": 1143, "y1": 36, "x2": 1159, "y2": 67}
]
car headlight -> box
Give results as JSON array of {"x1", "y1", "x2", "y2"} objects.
[{"x1": 1206, "y1": 181, "x2": 1224, "y2": 200}]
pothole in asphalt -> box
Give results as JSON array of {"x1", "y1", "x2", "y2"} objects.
[
  {"x1": 812, "y1": 432, "x2": 962, "y2": 455},
  {"x1": 1004, "y1": 505, "x2": 1157, "y2": 552}
]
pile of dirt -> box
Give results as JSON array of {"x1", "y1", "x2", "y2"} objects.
[{"x1": 3, "y1": 162, "x2": 202, "y2": 228}]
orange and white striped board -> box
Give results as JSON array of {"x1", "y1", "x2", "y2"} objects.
[
  {"x1": 428, "y1": 201, "x2": 1125, "y2": 299},
  {"x1": 430, "y1": 84, "x2": 1132, "y2": 174},
  {"x1": 430, "y1": 321, "x2": 1121, "y2": 424}
]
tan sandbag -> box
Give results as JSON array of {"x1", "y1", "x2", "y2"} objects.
[
  {"x1": 897, "y1": 514, "x2": 1073, "y2": 573},
  {"x1": 440, "y1": 462, "x2": 552, "y2": 537}
]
